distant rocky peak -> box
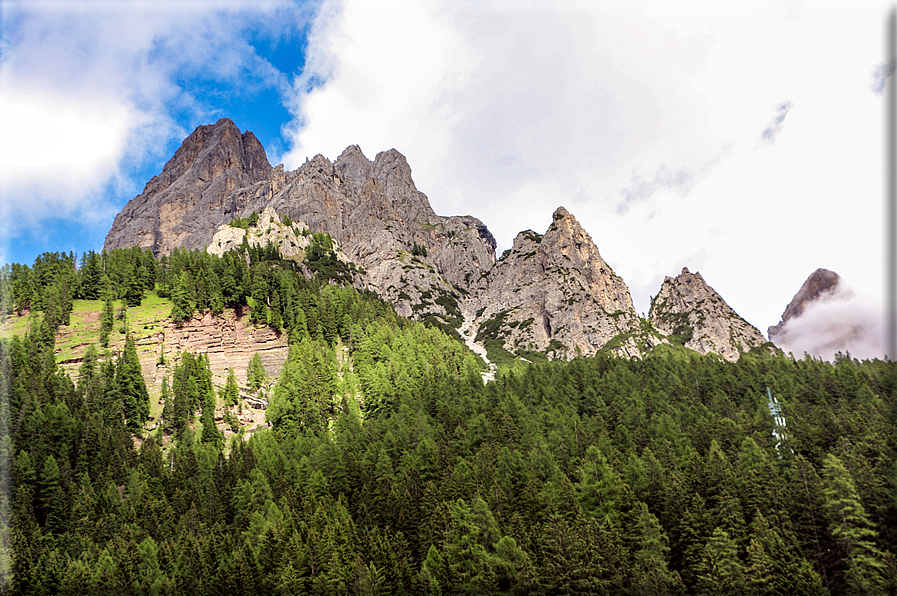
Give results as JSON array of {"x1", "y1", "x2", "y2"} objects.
[
  {"x1": 768, "y1": 268, "x2": 841, "y2": 342},
  {"x1": 540, "y1": 206, "x2": 611, "y2": 271},
  {"x1": 659, "y1": 268, "x2": 709, "y2": 301},
  {"x1": 372, "y1": 148, "x2": 417, "y2": 192},
  {"x1": 104, "y1": 118, "x2": 272, "y2": 256},
  {"x1": 163, "y1": 117, "x2": 269, "y2": 183},
  {"x1": 509, "y1": 229, "x2": 542, "y2": 251},
  {"x1": 784, "y1": 268, "x2": 840, "y2": 319}
]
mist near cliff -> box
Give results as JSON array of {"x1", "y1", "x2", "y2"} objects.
[{"x1": 773, "y1": 283, "x2": 885, "y2": 361}]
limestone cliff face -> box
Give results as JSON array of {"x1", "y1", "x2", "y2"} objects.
[
  {"x1": 649, "y1": 268, "x2": 767, "y2": 361},
  {"x1": 104, "y1": 118, "x2": 272, "y2": 255},
  {"x1": 468, "y1": 207, "x2": 657, "y2": 359},
  {"x1": 768, "y1": 268, "x2": 840, "y2": 343}
]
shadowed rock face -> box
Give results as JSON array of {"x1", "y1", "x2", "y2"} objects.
[
  {"x1": 768, "y1": 268, "x2": 840, "y2": 342},
  {"x1": 104, "y1": 118, "x2": 272, "y2": 255},
  {"x1": 649, "y1": 267, "x2": 768, "y2": 362}
]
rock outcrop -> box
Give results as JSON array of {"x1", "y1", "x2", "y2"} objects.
[
  {"x1": 768, "y1": 268, "x2": 840, "y2": 343},
  {"x1": 104, "y1": 118, "x2": 273, "y2": 255},
  {"x1": 207, "y1": 206, "x2": 354, "y2": 266},
  {"x1": 467, "y1": 207, "x2": 661, "y2": 359},
  {"x1": 649, "y1": 268, "x2": 767, "y2": 361}
]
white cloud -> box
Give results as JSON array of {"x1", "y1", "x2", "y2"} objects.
[{"x1": 285, "y1": 0, "x2": 890, "y2": 335}]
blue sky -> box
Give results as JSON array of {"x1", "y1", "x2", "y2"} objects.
[{"x1": 1, "y1": 0, "x2": 892, "y2": 359}]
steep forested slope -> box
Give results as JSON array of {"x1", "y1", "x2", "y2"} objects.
[{"x1": 1, "y1": 244, "x2": 895, "y2": 595}]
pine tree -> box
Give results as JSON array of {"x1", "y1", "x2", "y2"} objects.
[
  {"x1": 117, "y1": 334, "x2": 149, "y2": 432},
  {"x1": 160, "y1": 376, "x2": 174, "y2": 431},
  {"x1": 695, "y1": 527, "x2": 745, "y2": 595},
  {"x1": 79, "y1": 251, "x2": 102, "y2": 300},
  {"x1": 631, "y1": 501, "x2": 681, "y2": 595},
  {"x1": 200, "y1": 392, "x2": 222, "y2": 447},
  {"x1": 100, "y1": 297, "x2": 114, "y2": 348},
  {"x1": 247, "y1": 353, "x2": 267, "y2": 393},
  {"x1": 39, "y1": 454, "x2": 66, "y2": 533},
  {"x1": 821, "y1": 453, "x2": 886, "y2": 594},
  {"x1": 136, "y1": 536, "x2": 169, "y2": 595},
  {"x1": 222, "y1": 367, "x2": 240, "y2": 407},
  {"x1": 125, "y1": 263, "x2": 144, "y2": 307},
  {"x1": 171, "y1": 270, "x2": 194, "y2": 325}
]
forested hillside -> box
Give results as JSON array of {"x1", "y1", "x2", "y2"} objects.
[{"x1": 0, "y1": 245, "x2": 895, "y2": 594}]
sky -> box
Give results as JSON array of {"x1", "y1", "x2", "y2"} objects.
[{"x1": 1, "y1": 0, "x2": 893, "y2": 359}]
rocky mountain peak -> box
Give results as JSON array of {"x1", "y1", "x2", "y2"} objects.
[
  {"x1": 334, "y1": 145, "x2": 372, "y2": 193},
  {"x1": 147, "y1": 117, "x2": 269, "y2": 194},
  {"x1": 104, "y1": 119, "x2": 272, "y2": 255},
  {"x1": 470, "y1": 206, "x2": 651, "y2": 360},
  {"x1": 541, "y1": 205, "x2": 608, "y2": 267},
  {"x1": 649, "y1": 268, "x2": 767, "y2": 361},
  {"x1": 768, "y1": 268, "x2": 840, "y2": 342}
]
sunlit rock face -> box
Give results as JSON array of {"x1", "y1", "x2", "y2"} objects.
[
  {"x1": 105, "y1": 118, "x2": 273, "y2": 256},
  {"x1": 467, "y1": 206, "x2": 655, "y2": 360}
]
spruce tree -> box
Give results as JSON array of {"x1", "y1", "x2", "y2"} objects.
[
  {"x1": 125, "y1": 263, "x2": 144, "y2": 307},
  {"x1": 247, "y1": 353, "x2": 267, "y2": 393},
  {"x1": 100, "y1": 297, "x2": 114, "y2": 348},
  {"x1": 170, "y1": 271, "x2": 194, "y2": 325},
  {"x1": 821, "y1": 453, "x2": 886, "y2": 594},
  {"x1": 695, "y1": 527, "x2": 745, "y2": 595},
  {"x1": 222, "y1": 367, "x2": 239, "y2": 407},
  {"x1": 117, "y1": 334, "x2": 149, "y2": 432},
  {"x1": 200, "y1": 392, "x2": 222, "y2": 447}
]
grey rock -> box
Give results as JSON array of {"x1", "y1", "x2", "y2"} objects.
[{"x1": 468, "y1": 206, "x2": 651, "y2": 359}]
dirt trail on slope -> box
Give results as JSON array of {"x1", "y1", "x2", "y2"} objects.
[{"x1": 459, "y1": 300, "x2": 496, "y2": 383}]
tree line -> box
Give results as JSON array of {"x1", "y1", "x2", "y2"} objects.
[{"x1": 1, "y1": 239, "x2": 896, "y2": 594}]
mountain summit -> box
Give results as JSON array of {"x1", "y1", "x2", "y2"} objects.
[
  {"x1": 104, "y1": 118, "x2": 272, "y2": 255},
  {"x1": 768, "y1": 268, "x2": 840, "y2": 343},
  {"x1": 649, "y1": 267, "x2": 767, "y2": 361},
  {"x1": 468, "y1": 206, "x2": 654, "y2": 359}
]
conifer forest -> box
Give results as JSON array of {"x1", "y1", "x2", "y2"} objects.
[{"x1": 0, "y1": 245, "x2": 895, "y2": 595}]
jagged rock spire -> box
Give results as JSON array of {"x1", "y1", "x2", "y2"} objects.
[{"x1": 104, "y1": 118, "x2": 272, "y2": 255}]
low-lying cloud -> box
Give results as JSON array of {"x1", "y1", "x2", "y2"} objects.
[{"x1": 773, "y1": 283, "x2": 885, "y2": 361}]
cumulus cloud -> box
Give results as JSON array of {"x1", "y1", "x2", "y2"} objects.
[
  {"x1": 0, "y1": 0, "x2": 308, "y2": 237},
  {"x1": 773, "y1": 283, "x2": 886, "y2": 361},
  {"x1": 761, "y1": 101, "x2": 794, "y2": 144}
]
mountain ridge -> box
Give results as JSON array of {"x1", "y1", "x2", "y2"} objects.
[{"x1": 105, "y1": 119, "x2": 771, "y2": 363}]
